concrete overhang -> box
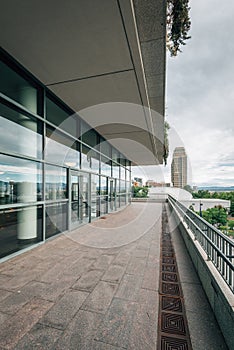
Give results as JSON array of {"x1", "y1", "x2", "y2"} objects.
[{"x1": 0, "y1": 0, "x2": 166, "y2": 165}]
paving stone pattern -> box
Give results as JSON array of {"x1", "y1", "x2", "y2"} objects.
[{"x1": 0, "y1": 203, "x2": 162, "y2": 349}]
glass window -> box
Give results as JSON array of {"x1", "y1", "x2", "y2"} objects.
[
  {"x1": 81, "y1": 145, "x2": 100, "y2": 172},
  {"x1": 120, "y1": 166, "x2": 126, "y2": 180},
  {"x1": 0, "y1": 155, "x2": 42, "y2": 205},
  {"x1": 101, "y1": 155, "x2": 111, "y2": 177},
  {"x1": 46, "y1": 203, "x2": 68, "y2": 238},
  {"x1": 119, "y1": 155, "x2": 126, "y2": 167},
  {"x1": 0, "y1": 205, "x2": 43, "y2": 259},
  {"x1": 46, "y1": 95, "x2": 76, "y2": 136},
  {"x1": 0, "y1": 102, "x2": 42, "y2": 159},
  {"x1": 0, "y1": 60, "x2": 37, "y2": 114},
  {"x1": 112, "y1": 148, "x2": 119, "y2": 162},
  {"x1": 91, "y1": 174, "x2": 99, "y2": 218},
  {"x1": 120, "y1": 180, "x2": 126, "y2": 193},
  {"x1": 100, "y1": 176, "x2": 107, "y2": 196},
  {"x1": 45, "y1": 126, "x2": 80, "y2": 168},
  {"x1": 100, "y1": 138, "x2": 111, "y2": 158},
  {"x1": 112, "y1": 162, "x2": 119, "y2": 179},
  {"x1": 45, "y1": 165, "x2": 67, "y2": 200},
  {"x1": 126, "y1": 169, "x2": 131, "y2": 182},
  {"x1": 80, "y1": 121, "x2": 99, "y2": 149}
]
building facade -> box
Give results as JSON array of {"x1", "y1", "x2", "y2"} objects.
[
  {"x1": 171, "y1": 147, "x2": 187, "y2": 188},
  {"x1": 0, "y1": 51, "x2": 132, "y2": 259},
  {"x1": 0, "y1": 0, "x2": 166, "y2": 260}
]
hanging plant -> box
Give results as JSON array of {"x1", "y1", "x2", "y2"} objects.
[
  {"x1": 167, "y1": 0, "x2": 191, "y2": 56},
  {"x1": 163, "y1": 121, "x2": 170, "y2": 165}
]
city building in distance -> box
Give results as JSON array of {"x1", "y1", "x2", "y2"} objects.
[{"x1": 171, "y1": 147, "x2": 187, "y2": 188}]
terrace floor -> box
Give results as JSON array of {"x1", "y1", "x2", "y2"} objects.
[{"x1": 0, "y1": 202, "x2": 228, "y2": 349}]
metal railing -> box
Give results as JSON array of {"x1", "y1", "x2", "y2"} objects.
[{"x1": 168, "y1": 195, "x2": 234, "y2": 293}]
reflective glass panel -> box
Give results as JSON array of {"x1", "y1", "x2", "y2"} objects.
[
  {"x1": 0, "y1": 205, "x2": 43, "y2": 259},
  {"x1": 81, "y1": 121, "x2": 99, "y2": 149},
  {"x1": 45, "y1": 165, "x2": 67, "y2": 200},
  {"x1": 0, "y1": 155, "x2": 42, "y2": 205},
  {"x1": 0, "y1": 61, "x2": 37, "y2": 114},
  {"x1": 46, "y1": 96, "x2": 76, "y2": 136},
  {"x1": 46, "y1": 203, "x2": 68, "y2": 238},
  {"x1": 45, "y1": 127, "x2": 80, "y2": 168},
  {"x1": 100, "y1": 176, "x2": 107, "y2": 195},
  {"x1": 0, "y1": 102, "x2": 42, "y2": 159},
  {"x1": 112, "y1": 162, "x2": 119, "y2": 179},
  {"x1": 91, "y1": 174, "x2": 99, "y2": 218},
  {"x1": 100, "y1": 138, "x2": 111, "y2": 158},
  {"x1": 120, "y1": 166, "x2": 125, "y2": 180},
  {"x1": 101, "y1": 156, "x2": 111, "y2": 177}
]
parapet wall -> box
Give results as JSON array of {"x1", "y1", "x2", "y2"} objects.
[{"x1": 168, "y1": 202, "x2": 234, "y2": 350}]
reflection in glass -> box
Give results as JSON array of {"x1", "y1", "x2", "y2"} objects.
[
  {"x1": 101, "y1": 156, "x2": 111, "y2": 177},
  {"x1": 100, "y1": 176, "x2": 107, "y2": 195},
  {"x1": 0, "y1": 205, "x2": 43, "y2": 259},
  {"x1": 100, "y1": 138, "x2": 111, "y2": 158},
  {"x1": 45, "y1": 127, "x2": 80, "y2": 168},
  {"x1": 100, "y1": 196, "x2": 108, "y2": 215},
  {"x1": 46, "y1": 95, "x2": 76, "y2": 136},
  {"x1": 81, "y1": 145, "x2": 100, "y2": 173},
  {"x1": 70, "y1": 172, "x2": 89, "y2": 226},
  {"x1": 91, "y1": 174, "x2": 99, "y2": 218},
  {"x1": 120, "y1": 166, "x2": 126, "y2": 180},
  {"x1": 120, "y1": 180, "x2": 126, "y2": 193},
  {"x1": 112, "y1": 162, "x2": 119, "y2": 179},
  {"x1": 108, "y1": 178, "x2": 115, "y2": 212},
  {"x1": 46, "y1": 203, "x2": 68, "y2": 238},
  {"x1": 0, "y1": 103, "x2": 42, "y2": 159},
  {"x1": 45, "y1": 165, "x2": 67, "y2": 200},
  {"x1": 0, "y1": 61, "x2": 37, "y2": 113},
  {"x1": 81, "y1": 121, "x2": 99, "y2": 149},
  {"x1": 0, "y1": 155, "x2": 42, "y2": 205}
]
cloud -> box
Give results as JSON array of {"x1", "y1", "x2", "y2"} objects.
[{"x1": 166, "y1": 0, "x2": 234, "y2": 186}]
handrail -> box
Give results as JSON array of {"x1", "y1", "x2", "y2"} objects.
[{"x1": 168, "y1": 195, "x2": 234, "y2": 293}]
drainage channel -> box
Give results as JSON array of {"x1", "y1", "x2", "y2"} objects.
[{"x1": 157, "y1": 206, "x2": 192, "y2": 350}]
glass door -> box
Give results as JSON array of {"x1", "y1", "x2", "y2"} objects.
[
  {"x1": 108, "y1": 178, "x2": 115, "y2": 212},
  {"x1": 70, "y1": 171, "x2": 90, "y2": 228}
]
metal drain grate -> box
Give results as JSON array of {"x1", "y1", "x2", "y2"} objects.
[
  {"x1": 161, "y1": 296, "x2": 182, "y2": 312},
  {"x1": 158, "y1": 206, "x2": 192, "y2": 350},
  {"x1": 162, "y1": 272, "x2": 178, "y2": 282},
  {"x1": 162, "y1": 282, "x2": 181, "y2": 296},
  {"x1": 162, "y1": 257, "x2": 175, "y2": 264},
  {"x1": 161, "y1": 313, "x2": 186, "y2": 335},
  {"x1": 161, "y1": 336, "x2": 190, "y2": 350},
  {"x1": 162, "y1": 264, "x2": 176, "y2": 272}
]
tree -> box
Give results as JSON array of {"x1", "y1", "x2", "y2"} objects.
[
  {"x1": 132, "y1": 186, "x2": 149, "y2": 198},
  {"x1": 163, "y1": 121, "x2": 170, "y2": 165},
  {"x1": 228, "y1": 220, "x2": 234, "y2": 230},
  {"x1": 192, "y1": 190, "x2": 211, "y2": 199},
  {"x1": 229, "y1": 200, "x2": 234, "y2": 216},
  {"x1": 202, "y1": 206, "x2": 228, "y2": 228},
  {"x1": 167, "y1": 0, "x2": 191, "y2": 56}
]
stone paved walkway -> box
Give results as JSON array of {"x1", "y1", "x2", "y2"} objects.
[
  {"x1": 0, "y1": 202, "x2": 228, "y2": 349},
  {"x1": 0, "y1": 203, "x2": 161, "y2": 350}
]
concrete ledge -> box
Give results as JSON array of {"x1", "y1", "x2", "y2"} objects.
[{"x1": 168, "y1": 202, "x2": 234, "y2": 350}]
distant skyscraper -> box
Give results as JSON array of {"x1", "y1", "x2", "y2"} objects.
[{"x1": 171, "y1": 147, "x2": 187, "y2": 188}]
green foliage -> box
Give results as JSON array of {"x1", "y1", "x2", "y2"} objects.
[
  {"x1": 202, "y1": 206, "x2": 228, "y2": 228},
  {"x1": 167, "y1": 0, "x2": 191, "y2": 56},
  {"x1": 192, "y1": 190, "x2": 234, "y2": 217},
  {"x1": 192, "y1": 190, "x2": 211, "y2": 199},
  {"x1": 227, "y1": 220, "x2": 234, "y2": 230},
  {"x1": 132, "y1": 186, "x2": 149, "y2": 198},
  {"x1": 163, "y1": 121, "x2": 170, "y2": 165}
]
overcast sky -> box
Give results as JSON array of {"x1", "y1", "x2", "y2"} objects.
[{"x1": 133, "y1": 0, "x2": 234, "y2": 187}]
